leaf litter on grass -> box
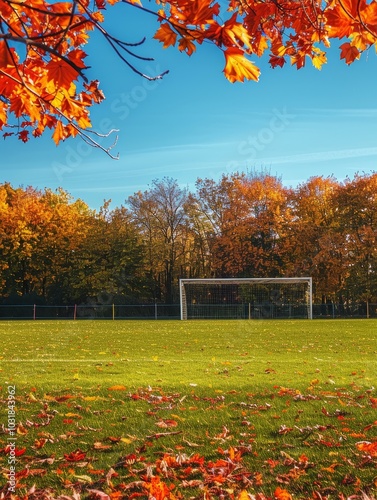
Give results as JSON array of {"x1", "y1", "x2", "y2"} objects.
[
  {"x1": 1, "y1": 319, "x2": 377, "y2": 498},
  {"x1": 1, "y1": 384, "x2": 377, "y2": 499}
]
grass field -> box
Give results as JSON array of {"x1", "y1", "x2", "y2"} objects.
[{"x1": 0, "y1": 319, "x2": 376, "y2": 499}]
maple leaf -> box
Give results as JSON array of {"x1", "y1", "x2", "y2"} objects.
[
  {"x1": 192, "y1": 0, "x2": 220, "y2": 25},
  {"x1": 84, "y1": 80, "x2": 105, "y2": 104},
  {"x1": 206, "y1": 13, "x2": 251, "y2": 50},
  {"x1": 290, "y1": 51, "x2": 306, "y2": 69},
  {"x1": 178, "y1": 37, "x2": 196, "y2": 55},
  {"x1": 340, "y1": 42, "x2": 360, "y2": 64},
  {"x1": 223, "y1": 47, "x2": 260, "y2": 83},
  {"x1": 325, "y1": 0, "x2": 357, "y2": 38},
  {"x1": 254, "y1": 35, "x2": 269, "y2": 57},
  {"x1": 67, "y1": 49, "x2": 88, "y2": 69},
  {"x1": 52, "y1": 120, "x2": 65, "y2": 146},
  {"x1": 312, "y1": 48, "x2": 327, "y2": 70},
  {"x1": 223, "y1": 13, "x2": 253, "y2": 50},
  {"x1": 0, "y1": 41, "x2": 15, "y2": 67},
  {"x1": 64, "y1": 449, "x2": 87, "y2": 461},
  {"x1": 46, "y1": 58, "x2": 80, "y2": 89},
  {"x1": 154, "y1": 23, "x2": 177, "y2": 48},
  {"x1": 144, "y1": 476, "x2": 177, "y2": 500},
  {"x1": 269, "y1": 55, "x2": 285, "y2": 68},
  {"x1": 18, "y1": 130, "x2": 29, "y2": 143}
]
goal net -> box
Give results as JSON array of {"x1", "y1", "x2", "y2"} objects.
[{"x1": 180, "y1": 278, "x2": 312, "y2": 320}]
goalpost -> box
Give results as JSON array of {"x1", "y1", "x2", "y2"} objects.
[{"x1": 179, "y1": 277, "x2": 312, "y2": 320}]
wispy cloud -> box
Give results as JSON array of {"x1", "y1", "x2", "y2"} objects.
[
  {"x1": 260, "y1": 147, "x2": 377, "y2": 166},
  {"x1": 299, "y1": 108, "x2": 377, "y2": 118},
  {"x1": 125, "y1": 140, "x2": 238, "y2": 157}
]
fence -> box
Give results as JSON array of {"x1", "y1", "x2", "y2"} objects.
[
  {"x1": 0, "y1": 302, "x2": 376, "y2": 319},
  {"x1": 0, "y1": 304, "x2": 180, "y2": 320}
]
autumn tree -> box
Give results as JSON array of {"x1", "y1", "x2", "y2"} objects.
[
  {"x1": 0, "y1": 183, "x2": 46, "y2": 299},
  {"x1": 287, "y1": 176, "x2": 345, "y2": 309},
  {"x1": 1, "y1": 0, "x2": 377, "y2": 148},
  {"x1": 127, "y1": 177, "x2": 189, "y2": 303},
  {"x1": 183, "y1": 192, "x2": 216, "y2": 278},
  {"x1": 192, "y1": 172, "x2": 292, "y2": 278},
  {"x1": 0, "y1": 184, "x2": 145, "y2": 306},
  {"x1": 334, "y1": 173, "x2": 377, "y2": 312},
  {"x1": 0, "y1": 184, "x2": 92, "y2": 303},
  {"x1": 189, "y1": 176, "x2": 234, "y2": 277},
  {"x1": 228, "y1": 172, "x2": 293, "y2": 277},
  {"x1": 74, "y1": 201, "x2": 146, "y2": 304}
]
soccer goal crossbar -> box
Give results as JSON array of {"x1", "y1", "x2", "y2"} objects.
[{"x1": 179, "y1": 277, "x2": 313, "y2": 320}]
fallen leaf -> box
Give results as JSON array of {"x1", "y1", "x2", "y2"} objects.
[
  {"x1": 274, "y1": 487, "x2": 293, "y2": 499},
  {"x1": 93, "y1": 441, "x2": 113, "y2": 451},
  {"x1": 86, "y1": 489, "x2": 111, "y2": 499},
  {"x1": 156, "y1": 419, "x2": 178, "y2": 428},
  {"x1": 64, "y1": 449, "x2": 87, "y2": 462}
]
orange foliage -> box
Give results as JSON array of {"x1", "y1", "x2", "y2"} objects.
[{"x1": 1, "y1": 0, "x2": 377, "y2": 148}]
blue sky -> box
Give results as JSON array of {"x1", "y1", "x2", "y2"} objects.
[{"x1": 1, "y1": 2, "x2": 377, "y2": 210}]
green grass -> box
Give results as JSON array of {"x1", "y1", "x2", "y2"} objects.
[{"x1": 1, "y1": 319, "x2": 377, "y2": 499}]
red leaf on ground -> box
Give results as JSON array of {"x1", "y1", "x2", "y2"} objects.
[
  {"x1": 55, "y1": 394, "x2": 75, "y2": 402},
  {"x1": 64, "y1": 449, "x2": 87, "y2": 462},
  {"x1": 3, "y1": 445, "x2": 27, "y2": 456}
]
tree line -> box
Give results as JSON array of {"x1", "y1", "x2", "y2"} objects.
[{"x1": 1, "y1": 172, "x2": 377, "y2": 308}]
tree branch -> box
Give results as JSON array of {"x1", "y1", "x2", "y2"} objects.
[{"x1": 0, "y1": 33, "x2": 89, "y2": 82}]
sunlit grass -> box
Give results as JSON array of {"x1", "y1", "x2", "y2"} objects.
[{"x1": 0, "y1": 319, "x2": 376, "y2": 498}]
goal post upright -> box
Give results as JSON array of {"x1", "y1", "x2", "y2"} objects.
[
  {"x1": 179, "y1": 277, "x2": 313, "y2": 320},
  {"x1": 308, "y1": 277, "x2": 313, "y2": 320},
  {"x1": 180, "y1": 278, "x2": 187, "y2": 320}
]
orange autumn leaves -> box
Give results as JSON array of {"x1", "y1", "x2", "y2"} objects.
[
  {"x1": 153, "y1": 0, "x2": 377, "y2": 80},
  {"x1": 1, "y1": 383, "x2": 377, "y2": 499},
  {"x1": 0, "y1": 0, "x2": 105, "y2": 145},
  {"x1": 153, "y1": 5, "x2": 261, "y2": 82},
  {"x1": 1, "y1": 0, "x2": 377, "y2": 146}
]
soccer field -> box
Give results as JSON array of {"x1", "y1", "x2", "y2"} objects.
[{"x1": 1, "y1": 319, "x2": 377, "y2": 499}]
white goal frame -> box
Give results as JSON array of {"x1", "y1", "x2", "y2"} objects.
[{"x1": 179, "y1": 277, "x2": 312, "y2": 320}]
